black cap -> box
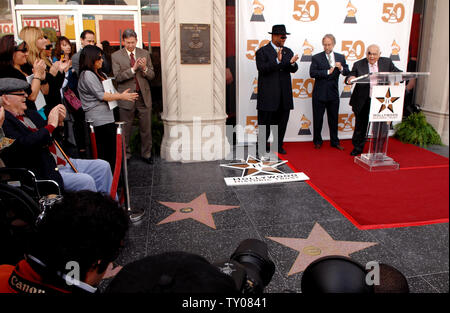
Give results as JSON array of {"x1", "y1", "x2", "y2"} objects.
[
  {"x1": 0, "y1": 78, "x2": 30, "y2": 96},
  {"x1": 105, "y1": 251, "x2": 238, "y2": 293},
  {"x1": 301, "y1": 256, "x2": 374, "y2": 293},
  {"x1": 268, "y1": 24, "x2": 290, "y2": 35}
]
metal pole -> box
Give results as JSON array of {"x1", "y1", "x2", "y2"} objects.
[
  {"x1": 115, "y1": 121, "x2": 145, "y2": 223},
  {"x1": 148, "y1": 31, "x2": 152, "y2": 54},
  {"x1": 119, "y1": 29, "x2": 122, "y2": 50}
]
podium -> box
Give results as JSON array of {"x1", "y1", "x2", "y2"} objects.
[{"x1": 350, "y1": 72, "x2": 430, "y2": 171}]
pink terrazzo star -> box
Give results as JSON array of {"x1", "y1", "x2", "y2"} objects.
[
  {"x1": 158, "y1": 193, "x2": 240, "y2": 229},
  {"x1": 267, "y1": 223, "x2": 378, "y2": 276}
]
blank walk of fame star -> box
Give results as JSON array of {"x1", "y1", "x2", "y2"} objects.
[
  {"x1": 220, "y1": 155, "x2": 288, "y2": 177},
  {"x1": 157, "y1": 193, "x2": 240, "y2": 229},
  {"x1": 267, "y1": 223, "x2": 378, "y2": 276}
]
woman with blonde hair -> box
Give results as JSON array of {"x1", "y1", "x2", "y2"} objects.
[{"x1": 19, "y1": 26, "x2": 71, "y2": 117}]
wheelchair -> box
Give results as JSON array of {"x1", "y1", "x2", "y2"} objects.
[{"x1": 0, "y1": 168, "x2": 61, "y2": 265}]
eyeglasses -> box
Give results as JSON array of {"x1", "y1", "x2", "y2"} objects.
[
  {"x1": 281, "y1": 36, "x2": 287, "y2": 39},
  {"x1": 6, "y1": 92, "x2": 27, "y2": 97}
]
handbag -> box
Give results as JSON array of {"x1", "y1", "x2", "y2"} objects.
[{"x1": 63, "y1": 88, "x2": 82, "y2": 111}]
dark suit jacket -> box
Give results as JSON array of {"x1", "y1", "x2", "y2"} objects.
[
  {"x1": 346, "y1": 57, "x2": 402, "y2": 113},
  {"x1": 1, "y1": 109, "x2": 64, "y2": 189},
  {"x1": 256, "y1": 43, "x2": 298, "y2": 111},
  {"x1": 310, "y1": 51, "x2": 349, "y2": 101},
  {"x1": 112, "y1": 47, "x2": 155, "y2": 110}
]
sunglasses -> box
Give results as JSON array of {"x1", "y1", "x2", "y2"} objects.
[
  {"x1": 281, "y1": 36, "x2": 287, "y2": 39},
  {"x1": 45, "y1": 44, "x2": 53, "y2": 50},
  {"x1": 15, "y1": 47, "x2": 28, "y2": 53}
]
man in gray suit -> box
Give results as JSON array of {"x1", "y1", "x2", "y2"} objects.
[{"x1": 112, "y1": 29, "x2": 155, "y2": 164}]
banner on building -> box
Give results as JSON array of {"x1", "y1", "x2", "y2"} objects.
[{"x1": 237, "y1": 0, "x2": 414, "y2": 143}]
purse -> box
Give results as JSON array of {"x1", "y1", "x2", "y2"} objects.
[{"x1": 63, "y1": 88, "x2": 82, "y2": 111}]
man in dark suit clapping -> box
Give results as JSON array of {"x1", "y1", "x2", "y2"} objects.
[
  {"x1": 255, "y1": 25, "x2": 299, "y2": 156},
  {"x1": 310, "y1": 34, "x2": 349, "y2": 151},
  {"x1": 345, "y1": 44, "x2": 402, "y2": 156}
]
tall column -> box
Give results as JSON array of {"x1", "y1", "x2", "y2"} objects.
[
  {"x1": 416, "y1": 0, "x2": 449, "y2": 145},
  {"x1": 159, "y1": 0, "x2": 230, "y2": 162}
]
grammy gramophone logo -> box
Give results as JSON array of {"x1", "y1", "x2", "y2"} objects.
[
  {"x1": 251, "y1": 0, "x2": 265, "y2": 22},
  {"x1": 340, "y1": 84, "x2": 352, "y2": 98},
  {"x1": 298, "y1": 114, "x2": 312, "y2": 135},
  {"x1": 250, "y1": 78, "x2": 258, "y2": 100},
  {"x1": 245, "y1": 116, "x2": 258, "y2": 135},
  {"x1": 300, "y1": 39, "x2": 314, "y2": 62},
  {"x1": 344, "y1": 0, "x2": 357, "y2": 23},
  {"x1": 390, "y1": 40, "x2": 401, "y2": 61}
]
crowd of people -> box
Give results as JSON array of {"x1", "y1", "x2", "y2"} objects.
[
  {"x1": 256, "y1": 24, "x2": 402, "y2": 157},
  {"x1": 0, "y1": 25, "x2": 411, "y2": 295},
  {"x1": 0, "y1": 27, "x2": 155, "y2": 195}
]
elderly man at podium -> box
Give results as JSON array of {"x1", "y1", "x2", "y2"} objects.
[{"x1": 345, "y1": 44, "x2": 402, "y2": 156}]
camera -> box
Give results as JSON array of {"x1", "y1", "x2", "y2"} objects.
[{"x1": 213, "y1": 239, "x2": 275, "y2": 294}]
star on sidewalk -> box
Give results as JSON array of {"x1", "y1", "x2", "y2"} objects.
[
  {"x1": 157, "y1": 193, "x2": 240, "y2": 229},
  {"x1": 376, "y1": 87, "x2": 400, "y2": 113},
  {"x1": 220, "y1": 155, "x2": 287, "y2": 177},
  {"x1": 267, "y1": 223, "x2": 378, "y2": 276}
]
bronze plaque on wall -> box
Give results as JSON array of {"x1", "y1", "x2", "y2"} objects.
[{"x1": 180, "y1": 24, "x2": 211, "y2": 64}]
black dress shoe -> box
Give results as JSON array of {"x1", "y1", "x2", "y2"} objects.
[
  {"x1": 314, "y1": 143, "x2": 322, "y2": 149},
  {"x1": 278, "y1": 147, "x2": 287, "y2": 154},
  {"x1": 332, "y1": 145, "x2": 345, "y2": 151},
  {"x1": 142, "y1": 156, "x2": 154, "y2": 164},
  {"x1": 350, "y1": 149, "x2": 361, "y2": 156}
]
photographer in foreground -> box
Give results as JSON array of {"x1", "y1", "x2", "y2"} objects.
[{"x1": 0, "y1": 190, "x2": 129, "y2": 294}]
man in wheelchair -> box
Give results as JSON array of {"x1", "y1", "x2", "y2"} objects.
[{"x1": 0, "y1": 78, "x2": 113, "y2": 194}]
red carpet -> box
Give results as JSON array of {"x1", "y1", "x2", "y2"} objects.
[{"x1": 280, "y1": 138, "x2": 449, "y2": 230}]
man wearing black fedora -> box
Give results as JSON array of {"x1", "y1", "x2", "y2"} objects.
[{"x1": 255, "y1": 24, "x2": 299, "y2": 156}]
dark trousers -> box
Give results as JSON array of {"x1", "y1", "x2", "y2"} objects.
[
  {"x1": 312, "y1": 98, "x2": 340, "y2": 146},
  {"x1": 352, "y1": 99, "x2": 371, "y2": 152},
  {"x1": 94, "y1": 122, "x2": 117, "y2": 172},
  {"x1": 257, "y1": 107, "x2": 290, "y2": 150}
]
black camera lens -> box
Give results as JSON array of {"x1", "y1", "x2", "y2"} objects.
[{"x1": 230, "y1": 239, "x2": 275, "y2": 288}]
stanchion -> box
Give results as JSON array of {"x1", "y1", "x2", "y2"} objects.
[
  {"x1": 115, "y1": 122, "x2": 145, "y2": 223},
  {"x1": 87, "y1": 120, "x2": 98, "y2": 159}
]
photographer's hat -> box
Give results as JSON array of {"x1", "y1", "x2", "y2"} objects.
[
  {"x1": 0, "y1": 78, "x2": 29, "y2": 96},
  {"x1": 105, "y1": 251, "x2": 237, "y2": 293},
  {"x1": 268, "y1": 24, "x2": 290, "y2": 35}
]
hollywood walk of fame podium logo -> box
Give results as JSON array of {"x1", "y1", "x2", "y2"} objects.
[
  {"x1": 221, "y1": 155, "x2": 309, "y2": 186},
  {"x1": 376, "y1": 87, "x2": 400, "y2": 113},
  {"x1": 369, "y1": 86, "x2": 405, "y2": 122}
]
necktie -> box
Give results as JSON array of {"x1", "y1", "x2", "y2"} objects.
[
  {"x1": 130, "y1": 52, "x2": 140, "y2": 92},
  {"x1": 370, "y1": 63, "x2": 378, "y2": 97},
  {"x1": 327, "y1": 53, "x2": 333, "y2": 66}
]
